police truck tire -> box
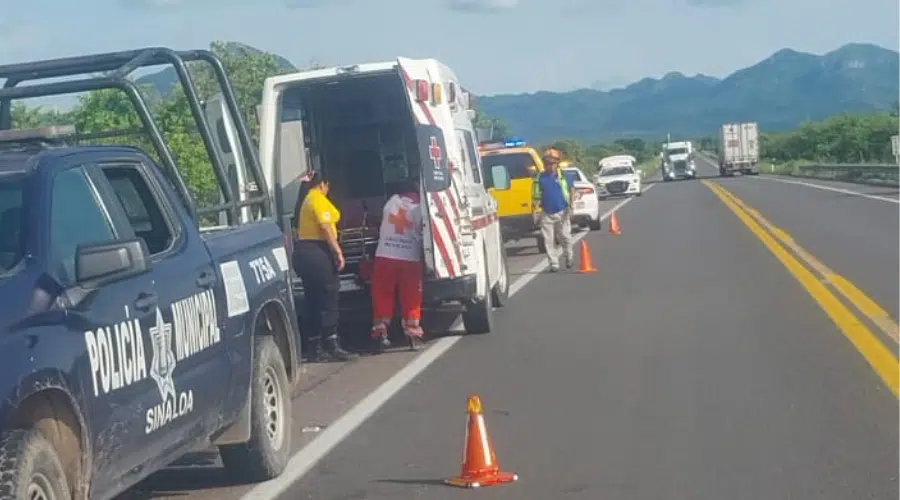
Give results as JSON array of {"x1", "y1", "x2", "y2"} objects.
[
  {"x1": 536, "y1": 235, "x2": 547, "y2": 254},
  {"x1": 219, "y1": 335, "x2": 291, "y2": 483},
  {"x1": 0, "y1": 429, "x2": 72, "y2": 500},
  {"x1": 491, "y1": 248, "x2": 510, "y2": 307},
  {"x1": 463, "y1": 256, "x2": 494, "y2": 335}
]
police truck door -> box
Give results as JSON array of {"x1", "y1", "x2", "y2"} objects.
[
  {"x1": 97, "y1": 160, "x2": 231, "y2": 459},
  {"x1": 52, "y1": 162, "x2": 161, "y2": 492}
]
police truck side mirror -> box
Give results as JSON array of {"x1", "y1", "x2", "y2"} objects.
[
  {"x1": 490, "y1": 165, "x2": 511, "y2": 190},
  {"x1": 75, "y1": 238, "x2": 150, "y2": 286}
]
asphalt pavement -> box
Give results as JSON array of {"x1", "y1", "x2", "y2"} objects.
[{"x1": 121, "y1": 164, "x2": 899, "y2": 500}]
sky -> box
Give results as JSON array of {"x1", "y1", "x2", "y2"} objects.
[{"x1": 0, "y1": 0, "x2": 897, "y2": 96}]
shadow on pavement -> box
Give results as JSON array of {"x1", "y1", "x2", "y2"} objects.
[
  {"x1": 115, "y1": 450, "x2": 231, "y2": 498},
  {"x1": 374, "y1": 478, "x2": 450, "y2": 487}
]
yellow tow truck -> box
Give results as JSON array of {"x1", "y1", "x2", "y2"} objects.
[{"x1": 479, "y1": 138, "x2": 549, "y2": 252}]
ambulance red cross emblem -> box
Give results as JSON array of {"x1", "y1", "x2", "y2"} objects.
[{"x1": 428, "y1": 136, "x2": 442, "y2": 169}]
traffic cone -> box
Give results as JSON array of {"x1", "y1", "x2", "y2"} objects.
[
  {"x1": 445, "y1": 395, "x2": 518, "y2": 489},
  {"x1": 609, "y1": 212, "x2": 622, "y2": 235},
  {"x1": 578, "y1": 240, "x2": 597, "y2": 273}
]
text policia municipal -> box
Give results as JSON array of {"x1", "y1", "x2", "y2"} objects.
[{"x1": 83, "y1": 289, "x2": 222, "y2": 433}]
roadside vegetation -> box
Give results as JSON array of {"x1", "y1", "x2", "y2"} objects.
[
  {"x1": 12, "y1": 42, "x2": 895, "y2": 194},
  {"x1": 476, "y1": 106, "x2": 898, "y2": 183},
  {"x1": 9, "y1": 41, "x2": 289, "y2": 211},
  {"x1": 472, "y1": 111, "x2": 661, "y2": 177},
  {"x1": 694, "y1": 111, "x2": 899, "y2": 172}
]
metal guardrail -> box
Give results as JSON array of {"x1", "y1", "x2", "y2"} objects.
[{"x1": 791, "y1": 163, "x2": 899, "y2": 187}]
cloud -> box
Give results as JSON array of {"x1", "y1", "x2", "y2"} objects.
[
  {"x1": 121, "y1": 0, "x2": 348, "y2": 8},
  {"x1": 121, "y1": 0, "x2": 188, "y2": 6},
  {"x1": 685, "y1": 0, "x2": 743, "y2": 7},
  {"x1": 0, "y1": 22, "x2": 49, "y2": 60},
  {"x1": 284, "y1": 0, "x2": 349, "y2": 7},
  {"x1": 448, "y1": 0, "x2": 519, "y2": 13}
]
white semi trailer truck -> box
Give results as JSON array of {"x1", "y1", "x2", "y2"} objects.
[{"x1": 718, "y1": 122, "x2": 760, "y2": 176}]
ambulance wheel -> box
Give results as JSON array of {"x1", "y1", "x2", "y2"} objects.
[
  {"x1": 463, "y1": 255, "x2": 494, "y2": 335},
  {"x1": 219, "y1": 335, "x2": 291, "y2": 482},
  {"x1": 0, "y1": 429, "x2": 71, "y2": 500},
  {"x1": 536, "y1": 235, "x2": 547, "y2": 254},
  {"x1": 491, "y1": 248, "x2": 510, "y2": 308}
]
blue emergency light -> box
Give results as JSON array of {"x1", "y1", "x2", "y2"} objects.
[{"x1": 503, "y1": 138, "x2": 526, "y2": 147}]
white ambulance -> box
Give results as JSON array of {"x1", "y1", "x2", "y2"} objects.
[{"x1": 238, "y1": 58, "x2": 512, "y2": 334}]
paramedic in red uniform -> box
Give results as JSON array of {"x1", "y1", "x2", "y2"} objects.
[{"x1": 369, "y1": 179, "x2": 425, "y2": 351}]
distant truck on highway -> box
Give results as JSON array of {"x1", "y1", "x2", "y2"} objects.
[
  {"x1": 661, "y1": 140, "x2": 696, "y2": 181},
  {"x1": 717, "y1": 122, "x2": 760, "y2": 176}
]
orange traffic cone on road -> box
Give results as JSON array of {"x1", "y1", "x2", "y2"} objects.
[
  {"x1": 445, "y1": 395, "x2": 518, "y2": 489},
  {"x1": 609, "y1": 212, "x2": 622, "y2": 235},
  {"x1": 578, "y1": 240, "x2": 597, "y2": 273}
]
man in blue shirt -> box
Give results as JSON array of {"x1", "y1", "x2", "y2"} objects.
[{"x1": 532, "y1": 148, "x2": 575, "y2": 272}]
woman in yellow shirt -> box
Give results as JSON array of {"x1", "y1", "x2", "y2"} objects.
[{"x1": 292, "y1": 172, "x2": 358, "y2": 362}]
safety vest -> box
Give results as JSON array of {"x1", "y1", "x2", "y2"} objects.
[{"x1": 531, "y1": 169, "x2": 571, "y2": 210}]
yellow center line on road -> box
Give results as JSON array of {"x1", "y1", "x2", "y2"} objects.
[
  {"x1": 703, "y1": 180, "x2": 899, "y2": 397},
  {"x1": 714, "y1": 183, "x2": 899, "y2": 345}
]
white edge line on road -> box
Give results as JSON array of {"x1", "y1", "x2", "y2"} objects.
[
  {"x1": 240, "y1": 184, "x2": 654, "y2": 500},
  {"x1": 748, "y1": 174, "x2": 899, "y2": 204}
]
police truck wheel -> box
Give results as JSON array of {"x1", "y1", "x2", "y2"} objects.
[
  {"x1": 536, "y1": 235, "x2": 547, "y2": 254},
  {"x1": 462, "y1": 255, "x2": 494, "y2": 335},
  {"x1": 491, "y1": 248, "x2": 510, "y2": 307},
  {"x1": 0, "y1": 429, "x2": 71, "y2": 500},
  {"x1": 219, "y1": 335, "x2": 291, "y2": 483}
]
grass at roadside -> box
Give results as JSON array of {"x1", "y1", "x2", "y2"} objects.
[{"x1": 635, "y1": 157, "x2": 660, "y2": 178}]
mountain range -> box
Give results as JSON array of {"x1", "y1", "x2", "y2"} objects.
[
  {"x1": 477, "y1": 43, "x2": 899, "y2": 143},
  {"x1": 135, "y1": 42, "x2": 898, "y2": 144}
]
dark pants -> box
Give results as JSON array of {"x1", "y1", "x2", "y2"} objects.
[{"x1": 293, "y1": 240, "x2": 340, "y2": 343}]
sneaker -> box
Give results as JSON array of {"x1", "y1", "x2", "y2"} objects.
[
  {"x1": 370, "y1": 324, "x2": 390, "y2": 352},
  {"x1": 549, "y1": 265, "x2": 559, "y2": 273},
  {"x1": 404, "y1": 325, "x2": 425, "y2": 351}
]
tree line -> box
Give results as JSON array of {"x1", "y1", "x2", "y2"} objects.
[
  {"x1": 472, "y1": 112, "x2": 661, "y2": 175},
  {"x1": 690, "y1": 110, "x2": 899, "y2": 165},
  {"x1": 476, "y1": 108, "x2": 899, "y2": 174},
  {"x1": 10, "y1": 41, "x2": 290, "y2": 210},
  {"x1": 10, "y1": 41, "x2": 896, "y2": 208}
]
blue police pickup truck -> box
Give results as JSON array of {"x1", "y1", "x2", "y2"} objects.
[{"x1": 0, "y1": 48, "x2": 301, "y2": 499}]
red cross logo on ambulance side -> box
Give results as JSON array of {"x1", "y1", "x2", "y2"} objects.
[{"x1": 429, "y1": 136, "x2": 442, "y2": 170}]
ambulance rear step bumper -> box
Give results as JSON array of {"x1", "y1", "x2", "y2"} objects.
[
  {"x1": 423, "y1": 275, "x2": 477, "y2": 306},
  {"x1": 291, "y1": 274, "x2": 476, "y2": 306}
]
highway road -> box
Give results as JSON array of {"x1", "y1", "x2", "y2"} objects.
[{"x1": 120, "y1": 160, "x2": 899, "y2": 500}]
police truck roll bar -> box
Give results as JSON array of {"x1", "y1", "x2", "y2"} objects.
[{"x1": 0, "y1": 47, "x2": 271, "y2": 226}]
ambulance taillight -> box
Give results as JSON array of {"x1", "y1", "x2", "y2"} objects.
[{"x1": 415, "y1": 80, "x2": 429, "y2": 102}]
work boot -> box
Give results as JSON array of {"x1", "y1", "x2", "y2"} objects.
[
  {"x1": 324, "y1": 335, "x2": 359, "y2": 362},
  {"x1": 305, "y1": 337, "x2": 323, "y2": 363}
]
